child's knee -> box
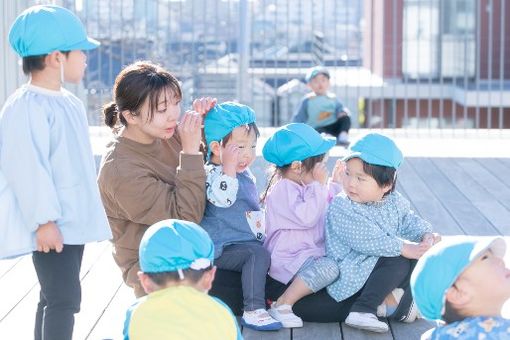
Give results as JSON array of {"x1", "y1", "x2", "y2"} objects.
[{"x1": 320, "y1": 258, "x2": 340, "y2": 282}]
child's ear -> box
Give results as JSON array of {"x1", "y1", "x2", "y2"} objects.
[
  {"x1": 209, "y1": 141, "x2": 221, "y2": 156},
  {"x1": 290, "y1": 161, "x2": 302, "y2": 172},
  {"x1": 137, "y1": 271, "x2": 154, "y2": 294},
  {"x1": 45, "y1": 51, "x2": 61, "y2": 69},
  {"x1": 199, "y1": 266, "x2": 217, "y2": 293},
  {"x1": 445, "y1": 284, "x2": 471, "y2": 309}
]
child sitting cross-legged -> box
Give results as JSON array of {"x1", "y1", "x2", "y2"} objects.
[{"x1": 123, "y1": 219, "x2": 242, "y2": 340}]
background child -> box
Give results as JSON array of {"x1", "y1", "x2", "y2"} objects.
[
  {"x1": 261, "y1": 123, "x2": 343, "y2": 328},
  {"x1": 123, "y1": 219, "x2": 242, "y2": 340},
  {"x1": 97, "y1": 61, "x2": 214, "y2": 297},
  {"x1": 292, "y1": 66, "x2": 351, "y2": 146},
  {"x1": 0, "y1": 5, "x2": 112, "y2": 340},
  {"x1": 326, "y1": 133, "x2": 441, "y2": 333},
  {"x1": 411, "y1": 236, "x2": 510, "y2": 339},
  {"x1": 201, "y1": 102, "x2": 282, "y2": 331}
]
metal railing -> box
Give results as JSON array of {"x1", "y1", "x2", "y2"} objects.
[{"x1": 1, "y1": 0, "x2": 508, "y2": 129}]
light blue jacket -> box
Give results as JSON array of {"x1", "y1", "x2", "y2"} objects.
[
  {"x1": 326, "y1": 191, "x2": 432, "y2": 302},
  {"x1": 292, "y1": 92, "x2": 347, "y2": 129},
  {"x1": 0, "y1": 85, "x2": 111, "y2": 258}
]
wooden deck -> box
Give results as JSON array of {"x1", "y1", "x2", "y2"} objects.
[{"x1": 1, "y1": 132, "x2": 510, "y2": 339}]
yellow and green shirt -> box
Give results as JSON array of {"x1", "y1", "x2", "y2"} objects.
[{"x1": 123, "y1": 285, "x2": 242, "y2": 340}]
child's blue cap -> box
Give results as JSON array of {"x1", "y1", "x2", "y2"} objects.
[
  {"x1": 9, "y1": 5, "x2": 100, "y2": 57},
  {"x1": 139, "y1": 219, "x2": 215, "y2": 274},
  {"x1": 204, "y1": 101, "x2": 256, "y2": 158},
  {"x1": 262, "y1": 123, "x2": 335, "y2": 167},
  {"x1": 343, "y1": 133, "x2": 403, "y2": 169},
  {"x1": 305, "y1": 66, "x2": 330, "y2": 83},
  {"x1": 411, "y1": 237, "x2": 506, "y2": 321}
]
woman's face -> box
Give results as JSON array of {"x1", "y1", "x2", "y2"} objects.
[{"x1": 128, "y1": 88, "x2": 181, "y2": 144}]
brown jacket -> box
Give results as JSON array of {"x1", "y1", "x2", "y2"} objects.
[{"x1": 97, "y1": 135, "x2": 206, "y2": 296}]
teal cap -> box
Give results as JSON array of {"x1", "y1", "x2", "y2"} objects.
[
  {"x1": 9, "y1": 5, "x2": 99, "y2": 57},
  {"x1": 263, "y1": 123, "x2": 335, "y2": 167},
  {"x1": 411, "y1": 237, "x2": 506, "y2": 321},
  {"x1": 139, "y1": 219, "x2": 215, "y2": 274},
  {"x1": 204, "y1": 101, "x2": 256, "y2": 159},
  {"x1": 305, "y1": 66, "x2": 330, "y2": 83},
  {"x1": 343, "y1": 133, "x2": 403, "y2": 169}
]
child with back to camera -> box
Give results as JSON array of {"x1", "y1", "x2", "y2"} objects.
[
  {"x1": 0, "y1": 5, "x2": 112, "y2": 340},
  {"x1": 201, "y1": 102, "x2": 282, "y2": 331},
  {"x1": 326, "y1": 133, "x2": 441, "y2": 333},
  {"x1": 261, "y1": 123, "x2": 343, "y2": 328},
  {"x1": 411, "y1": 236, "x2": 510, "y2": 339}
]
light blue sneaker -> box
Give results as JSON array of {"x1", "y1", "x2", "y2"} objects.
[{"x1": 242, "y1": 308, "x2": 283, "y2": 331}]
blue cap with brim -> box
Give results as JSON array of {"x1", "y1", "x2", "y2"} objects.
[
  {"x1": 204, "y1": 101, "x2": 256, "y2": 159},
  {"x1": 263, "y1": 123, "x2": 335, "y2": 167},
  {"x1": 305, "y1": 66, "x2": 330, "y2": 83},
  {"x1": 9, "y1": 5, "x2": 99, "y2": 57},
  {"x1": 139, "y1": 219, "x2": 215, "y2": 274},
  {"x1": 411, "y1": 237, "x2": 506, "y2": 321},
  {"x1": 343, "y1": 133, "x2": 403, "y2": 169}
]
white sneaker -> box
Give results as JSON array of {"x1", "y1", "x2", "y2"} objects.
[
  {"x1": 345, "y1": 312, "x2": 389, "y2": 333},
  {"x1": 242, "y1": 308, "x2": 282, "y2": 331},
  {"x1": 268, "y1": 303, "x2": 303, "y2": 328}
]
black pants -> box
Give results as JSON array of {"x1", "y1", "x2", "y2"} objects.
[
  {"x1": 350, "y1": 256, "x2": 415, "y2": 315},
  {"x1": 33, "y1": 245, "x2": 84, "y2": 340},
  {"x1": 210, "y1": 269, "x2": 357, "y2": 322},
  {"x1": 316, "y1": 115, "x2": 351, "y2": 136}
]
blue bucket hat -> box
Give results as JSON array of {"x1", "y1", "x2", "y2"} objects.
[
  {"x1": 305, "y1": 66, "x2": 330, "y2": 83},
  {"x1": 263, "y1": 123, "x2": 335, "y2": 167},
  {"x1": 139, "y1": 219, "x2": 215, "y2": 276},
  {"x1": 410, "y1": 237, "x2": 506, "y2": 321},
  {"x1": 343, "y1": 133, "x2": 403, "y2": 169},
  {"x1": 204, "y1": 101, "x2": 256, "y2": 159},
  {"x1": 9, "y1": 5, "x2": 99, "y2": 57}
]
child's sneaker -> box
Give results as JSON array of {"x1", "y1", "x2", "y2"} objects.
[
  {"x1": 376, "y1": 288, "x2": 404, "y2": 317},
  {"x1": 336, "y1": 131, "x2": 350, "y2": 146},
  {"x1": 390, "y1": 286, "x2": 420, "y2": 323},
  {"x1": 242, "y1": 308, "x2": 283, "y2": 331},
  {"x1": 268, "y1": 302, "x2": 303, "y2": 328},
  {"x1": 345, "y1": 312, "x2": 389, "y2": 333}
]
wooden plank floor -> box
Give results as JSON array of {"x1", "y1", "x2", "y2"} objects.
[{"x1": 1, "y1": 154, "x2": 509, "y2": 339}]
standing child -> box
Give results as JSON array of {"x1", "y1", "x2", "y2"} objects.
[
  {"x1": 201, "y1": 102, "x2": 282, "y2": 331},
  {"x1": 261, "y1": 123, "x2": 342, "y2": 328},
  {"x1": 0, "y1": 5, "x2": 112, "y2": 340},
  {"x1": 411, "y1": 236, "x2": 510, "y2": 339},
  {"x1": 292, "y1": 66, "x2": 351, "y2": 146},
  {"x1": 326, "y1": 133, "x2": 441, "y2": 333},
  {"x1": 123, "y1": 219, "x2": 242, "y2": 340}
]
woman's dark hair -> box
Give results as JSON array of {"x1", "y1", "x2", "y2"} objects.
[
  {"x1": 442, "y1": 300, "x2": 465, "y2": 324},
  {"x1": 260, "y1": 153, "x2": 326, "y2": 203},
  {"x1": 22, "y1": 51, "x2": 70, "y2": 75},
  {"x1": 145, "y1": 266, "x2": 213, "y2": 286},
  {"x1": 102, "y1": 61, "x2": 182, "y2": 132},
  {"x1": 361, "y1": 160, "x2": 397, "y2": 196}
]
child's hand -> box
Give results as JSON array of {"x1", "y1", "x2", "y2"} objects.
[
  {"x1": 178, "y1": 110, "x2": 203, "y2": 154},
  {"x1": 36, "y1": 221, "x2": 63, "y2": 253},
  {"x1": 312, "y1": 162, "x2": 329, "y2": 185},
  {"x1": 331, "y1": 160, "x2": 345, "y2": 184},
  {"x1": 221, "y1": 144, "x2": 239, "y2": 177},
  {"x1": 401, "y1": 241, "x2": 429, "y2": 260},
  {"x1": 421, "y1": 232, "x2": 441, "y2": 246},
  {"x1": 192, "y1": 97, "x2": 217, "y2": 116}
]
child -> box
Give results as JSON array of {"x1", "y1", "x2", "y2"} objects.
[
  {"x1": 261, "y1": 123, "x2": 343, "y2": 328},
  {"x1": 97, "y1": 61, "x2": 214, "y2": 297},
  {"x1": 201, "y1": 102, "x2": 282, "y2": 331},
  {"x1": 326, "y1": 133, "x2": 441, "y2": 333},
  {"x1": 292, "y1": 66, "x2": 351, "y2": 146},
  {"x1": 0, "y1": 5, "x2": 112, "y2": 340},
  {"x1": 123, "y1": 219, "x2": 242, "y2": 340},
  {"x1": 411, "y1": 236, "x2": 510, "y2": 339}
]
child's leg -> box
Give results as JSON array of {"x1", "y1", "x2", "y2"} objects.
[
  {"x1": 214, "y1": 243, "x2": 270, "y2": 311},
  {"x1": 351, "y1": 256, "x2": 411, "y2": 315},
  {"x1": 32, "y1": 245, "x2": 84, "y2": 340},
  {"x1": 276, "y1": 257, "x2": 339, "y2": 306}
]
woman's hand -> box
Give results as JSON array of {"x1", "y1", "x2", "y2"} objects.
[
  {"x1": 178, "y1": 110, "x2": 203, "y2": 154},
  {"x1": 192, "y1": 97, "x2": 217, "y2": 116}
]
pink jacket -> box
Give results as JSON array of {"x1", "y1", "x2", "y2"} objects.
[{"x1": 263, "y1": 178, "x2": 341, "y2": 284}]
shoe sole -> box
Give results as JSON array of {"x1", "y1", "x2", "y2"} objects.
[
  {"x1": 345, "y1": 320, "x2": 388, "y2": 333},
  {"x1": 280, "y1": 320, "x2": 304, "y2": 328},
  {"x1": 241, "y1": 319, "x2": 283, "y2": 331}
]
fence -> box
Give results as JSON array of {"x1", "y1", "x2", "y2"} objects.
[{"x1": 1, "y1": 0, "x2": 509, "y2": 129}]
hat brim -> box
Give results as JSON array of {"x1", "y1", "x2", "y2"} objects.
[
  {"x1": 313, "y1": 137, "x2": 336, "y2": 157},
  {"x1": 65, "y1": 37, "x2": 100, "y2": 51},
  {"x1": 470, "y1": 237, "x2": 506, "y2": 261}
]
